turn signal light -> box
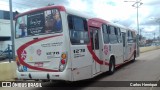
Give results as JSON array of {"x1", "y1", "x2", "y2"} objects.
[
  {"x1": 61, "y1": 53, "x2": 67, "y2": 59},
  {"x1": 16, "y1": 56, "x2": 19, "y2": 62},
  {"x1": 16, "y1": 56, "x2": 20, "y2": 66},
  {"x1": 59, "y1": 52, "x2": 67, "y2": 72}
]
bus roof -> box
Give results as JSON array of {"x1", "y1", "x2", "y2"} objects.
[
  {"x1": 89, "y1": 18, "x2": 137, "y2": 32},
  {"x1": 89, "y1": 18, "x2": 128, "y2": 29},
  {"x1": 65, "y1": 8, "x2": 94, "y2": 19},
  {"x1": 15, "y1": 5, "x2": 93, "y2": 19},
  {"x1": 15, "y1": 5, "x2": 137, "y2": 33},
  {"x1": 15, "y1": 5, "x2": 66, "y2": 19}
]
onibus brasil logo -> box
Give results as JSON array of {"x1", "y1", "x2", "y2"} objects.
[{"x1": 2, "y1": 82, "x2": 42, "y2": 87}]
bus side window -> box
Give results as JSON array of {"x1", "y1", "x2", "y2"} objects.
[
  {"x1": 90, "y1": 31, "x2": 94, "y2": 49},
  {"x1": 102, "y1": 24, "x2": 109, "y2": 44},
  {"x1": 95, "y1": 31, "x2": 99, "y2": 49},
  {"x1": 132, "y1": 31, "x2": 136, "y2": 42},
  {"x1": 127, "y1": 31, "x2": 133, "y2": 43},
  {"x1": 90, "y1": 29, "x2": 99, "y2": 50},
  {"x1": 122, "y1": 32, "x2": 126, "y2": 47},
  {"x1": 116, "y1": 28, "x2": 122, "y2": 43},
  {"x1": 68, "y1": 15, "x2": 89, "y2": 45},
  {"x1": 68, "y1": 15, "x2": 73, "y2": 29},
  {"x1": 108, "y1": 26, "x2": 118, "y2": 44}
]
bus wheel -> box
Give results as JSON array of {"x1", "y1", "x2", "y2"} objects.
[
  {"x1": 108, "y1": 57, "x2": 115, "y2": 75},
  {"x1": 132, "y1": 52, "x2": 136, "y2": 62}
]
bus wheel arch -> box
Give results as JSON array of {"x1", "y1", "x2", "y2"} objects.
[{"x1": 108, "y1": 55, "x2": 115, "y2": 75}]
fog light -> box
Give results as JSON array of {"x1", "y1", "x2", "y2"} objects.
[{"x1": 18, "y1": 65, "x2": 23, "y2": 72}]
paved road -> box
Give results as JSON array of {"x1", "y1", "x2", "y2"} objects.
[
  {"x1": 42, "y1": 49, "x2": 160, "y2": 90},
  {"x1": 1, "y1": 49, "x2": 160, "y2": 90}
]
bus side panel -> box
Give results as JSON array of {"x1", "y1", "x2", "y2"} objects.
[
  {"x1": 71, "y1": 45, "x2": 92, "y2": 81},
  {"x1": 72, "y1": 65, "x2": 92, "y2": 81},
  {"x1": 109, "y1": 44, "x2": 123, "y2": 65},
  {"x1": 101, "y1": 44, "x2": 110, "y2": 72},
  {"x1": 125, "y1": 31, "x2": 137, "y2": 61},
  {"x1": 114, "y1": 43, "x2": 124, "y2": 65},
  {"x1": 126, "y1": 42, "x2": 136, "y2": 61},
  {"x1": 60, "y1": 12, "x2": 73, "y2": 81},
  {"x1": 98, "y1": 27, "x2": 110, "y2": 73}
]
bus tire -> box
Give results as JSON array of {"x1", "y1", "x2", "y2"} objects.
[
  {"x1": 108, "y1": 57, "x2": 115, "y2": 75},
  {"x1": 132, "y1": 52, "x2": 136, "y2": 62}
]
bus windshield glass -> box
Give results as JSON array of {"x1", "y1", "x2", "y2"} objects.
[{"x1": 15, "y1": 9, "x2": 62, "y2": 38}]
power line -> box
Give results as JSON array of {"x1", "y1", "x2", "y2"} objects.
[
  {"x1": 17, "y1": 0, "x2": 47, "y2": 6},
  {"x1": 0, "y1": 0, "x2": 58, "y2": 13},
  {"x1": 0, "y1": 0, "x2": 48, "y2": 7},
  {"x1": 12, "y1": 1, "x2": 44, "y2": 7}
]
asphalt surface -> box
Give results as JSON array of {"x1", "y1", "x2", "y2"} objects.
[{"x1": 1, "y1": 49, "x2": 160, "y2": 90}]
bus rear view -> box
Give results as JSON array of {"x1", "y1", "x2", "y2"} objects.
[
  {"x1": 15, "y1": 6, "x2": 71, "y2": 81},
  {"x1": 14, "y1": 5, "x2": 139, "y2": 82}
]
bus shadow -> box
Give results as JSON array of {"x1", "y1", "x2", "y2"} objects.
[
  {"x1": 115, "y1": 60, "x2": 137, "y2": 70},
  {"x1": 34, "y1": 60, "x2": 137, "y2": 90}
]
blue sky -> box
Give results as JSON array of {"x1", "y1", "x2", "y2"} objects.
[{"x1": 0, "y1": 0, "x2": 160, "y2": 39}]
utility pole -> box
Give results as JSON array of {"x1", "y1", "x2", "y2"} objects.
[
  {"x1": 140, "y1": 28, "x2": 142, "y2": 40},
  {"x1": 153, "y1": 32, "x2": 155, "y2": 41},
  {"x1": 9, "y1": 0, "x2": 15, "y2": 61},
  {"x1": 124, "y1": 0, "x2": 143, "y2": 55},
  {"x1": 159, "y1": 22, "x2": 160, "y2": 43},
  {"x1": 136, "y1": 0, "x2": 139, "y2": 35},
  {"x1": 157, "y1": 19, "x2": 160, "y2": 43},
  {"x1": 124, "y1": 0, "x2": 143, "y2": 36},
  {"x1": 132, "y1": 0, "x2": 143, "y2": 38}
]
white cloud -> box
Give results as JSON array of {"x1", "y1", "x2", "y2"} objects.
[
  {"x1": 0, "y1": 1, "x2": 9, "y2": 11},
  {"x1": 143, "y1": 25, "x2": 157, "y2": 32},
  {"x1": 0, "y1": 0, "x2": 159, "y2": 39},
  {"x1": 92, "y1": 0, "x2": 125, "y2": 20},
  {"x1": 67, "y1": 0, "x2": 88, "y2": 12}
]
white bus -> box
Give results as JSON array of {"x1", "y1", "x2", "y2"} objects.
[{"x1": 15, "y1": 5, "x2": 139, "y2": 81}]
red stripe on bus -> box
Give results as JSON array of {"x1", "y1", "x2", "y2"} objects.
[
  {"x1": 17, "y1": 34, "x2": 63, "y2": 72},
  {"x1": 87, "y1": 43, "x2": 136, "y2": 66},
  {"x1": 87, "y1": 44, "x2": 109, "y2": 65}
]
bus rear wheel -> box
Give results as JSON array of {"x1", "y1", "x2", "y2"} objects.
[
  {"x1": 108, "y1": 58, "x2": 115, "y2": 75},
  {"x1": 132, "y1": 52, "x2": 136, "y2": 62}
]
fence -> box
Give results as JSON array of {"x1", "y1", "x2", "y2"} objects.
[{"x1": 0, "y1": 44, "x2": 13, "y2": 62}]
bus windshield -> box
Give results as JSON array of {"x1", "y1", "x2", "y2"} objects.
[{"x1": 15, "y1": 9, "x2": 62, "y2": 38}]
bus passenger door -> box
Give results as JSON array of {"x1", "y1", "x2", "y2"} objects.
[
  {"x1": 122, "y1": 32, "x2": 127, "y2": 61},
  {"x1": 90, "y1": 27, "x2": 101, "y2": 75}
]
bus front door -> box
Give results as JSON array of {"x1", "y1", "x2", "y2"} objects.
[{"x1": 90, "y1": 27, "x2": 101, "y2": 75}]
